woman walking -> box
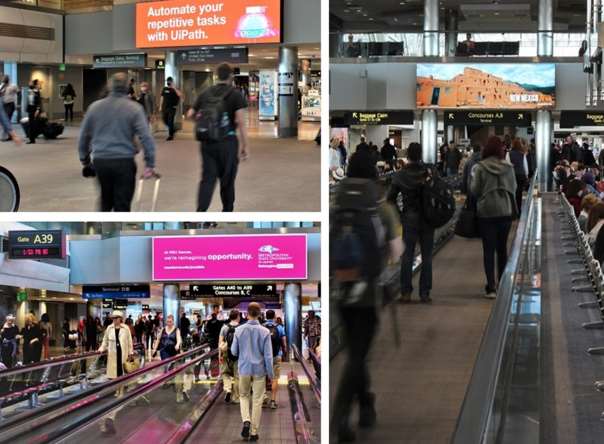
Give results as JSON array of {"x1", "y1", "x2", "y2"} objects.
[
  {"x1": 152, "y1": 314, "x2": 189, "y2": 403},
  {"x1": 21, "y1": 313, "x2": 43, "y2": 364},
  {"x1": 62, "y1": 83, "x2": 76, "y2": 123},
  {"x1": 471, "y1": 136, "x2": 517, "y2": 299}
]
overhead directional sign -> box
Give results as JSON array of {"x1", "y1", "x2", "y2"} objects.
[
  {"x1": 444, "y1": 110, "x2": 532, "y2": 127},
  {"x1": 177, "y1": 47, "x2": 248, "y2": 64},
  {"x1": 8, "y1": 230, "x2": 66, "y2": 259},
  {"x1": 189, "y1": 284, "x2": 277, "y2": 298},
  {"x1": 560, "y1": 111, "x2": 604, "y2": 128},
  {"x1": 93, "y1": 54, "x2": 147, "y2": 69},
  {"x1": 102, "y1": 299, "x2": 113, "y2": 309},
  {"x1": 82, "y1": 284, "x2": 151, "y2": 299}
]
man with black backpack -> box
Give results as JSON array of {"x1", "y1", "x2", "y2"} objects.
[
  {"x1": 187, "y1": 63, "x2": 249, "y2": 212},
  {"x1": 388, "y1": 142, "x2": 455, "y2": 303},
  {"x1": 219, "y1": 309, "x2": 240, "y2": 404},
  {"x1": 263, "y1": 309, "x2": 287, "y2": 410}
]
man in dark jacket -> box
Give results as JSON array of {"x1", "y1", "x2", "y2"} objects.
[
  {"x1": 381, "y1": 138, "x2": 397, "y2": 170},
  {"x1": 581, "y1": 139, "x2": 596, "y2": 167},
  {"x1": 444, "y1": 143, "x2": 462, "y2": 176},
  {"x1": 387, "y1": 142, "x2": 434, "y2": 303}
]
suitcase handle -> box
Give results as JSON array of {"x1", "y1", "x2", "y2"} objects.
[{"x1": 140, "y1": 171, "x2": 161, "y2": 180}]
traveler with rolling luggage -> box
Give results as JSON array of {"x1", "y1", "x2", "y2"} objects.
[
  {"x1": 78, "y1": 73, "x2": 157, "y2": 212},
  {"x1": 187, "y1": 63, "x2": 249, "y2": 212},
  {"x1": 25, "y1": 79, "x2": 42, "y2": 144}
]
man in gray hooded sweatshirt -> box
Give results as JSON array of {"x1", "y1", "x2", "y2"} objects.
[
  {"x1": 79, "y1": 73, "x2": 156, "y2": 212},
  {"x1": 471, "y1": 136, "x2": 517, "y2": 299}
]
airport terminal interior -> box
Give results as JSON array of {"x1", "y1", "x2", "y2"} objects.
[
  {"x1": 0, "y1": 0, "x2": 321, "y2": 212},
  {"x1": 0, "y1": 221, "x2": 321, "y2": 443},
  {"x1": 329, "y1": 0, "x2": 604, "y2": 443}
]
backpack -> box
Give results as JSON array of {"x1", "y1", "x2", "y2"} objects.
[
  {"x1": 195, "y1": 86, "x2": 234, "y2": 143},
  {"x1": 265, "y1": 324, "x2": 281, "y2": 357},
  {"x1": 225, "y1": 325, "x2": 237, "y2": 361},
  {"x1": 421, "y1": 167, "x2": 456, "y2": 228},
  {"x1": 331, "y1": 178, "x2": 385, "y2": 284}
]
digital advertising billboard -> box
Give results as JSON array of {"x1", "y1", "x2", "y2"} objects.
[
  {"x1": 416, "y1": 64, "x2": 556, "y2": 110},
  {"x1": 152, "y1": 234, "x2": 307, "y2": 281},
  {"x1": 136, "y1": 0, "x2": 282, "y2": 48}
]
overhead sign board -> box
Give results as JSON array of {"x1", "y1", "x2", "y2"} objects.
[
  {"x1": 560, "y1": 111, "x2": 604, "y2": 128},
  {"x1": 152, "y1": 234, "x2": 308, "y2": 281},
  {"x1": 102, "y1": 299, "x2": 113, "y2": 309},
  {"x1": 347, "y1": 110, "x2": 414, "y2": 126},
  {"x1": 155, "y1": 59, "x2": 166, "y2": 69},
  {"x1": 82, "y1": 284, "x2": 151, "y2": 299},
  {"x1": 177, "y1": 47, "x2": 248, "y2": 64},
  {"x1": 190, "y1": 284, "x2": 277, "y2": 297},
  {"x1": 8, "y1": 230, "x2": 66, "y2": 259},
  {"x1": 113, "y1": 299, "x2": 128, "y2": 310},
  {"x1": 93, "y1": 54, "x2": 147, "y2": 69},
  {"x1": 444, "y1": 111, "x2": 532, "y2": 127},
  {"x1": 136, "y1": 0, "x2": 282, "y2": 48}
]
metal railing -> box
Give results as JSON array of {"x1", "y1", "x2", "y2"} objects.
[
  {"x1": 291, "y1": 344, "x2": 320, "y2": 404},
  {"x1": 452, "y1": 173, "x2": 541, "y2": 444}
]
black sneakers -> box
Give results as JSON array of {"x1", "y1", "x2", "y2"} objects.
[
  {"x1": 249, "y1": 435, "x2": 259, "y2": 441},
  {"x1": 358, "y1": 393, "x2": 377, "y2": 428},
  {"x1": 225, "y1": 391, "x2": 232, "y2": 403},
  {"x1": 241, "y1": 421, "x2": 251, "y2": 439}
]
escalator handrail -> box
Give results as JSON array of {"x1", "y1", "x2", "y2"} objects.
[
  {"x1": 451, "y1": 173, "x2": 539, "y2": 444},
  {"x1": 34, "y1": 348, "x2": 219, "y2": 444},
  {"x1": 291, "y1": 344, "x2": 321, "y2": 404},
  {"x1": 0, "y1": 343, "x2": 209, "y2": 440},
  {"x1": 287, "y1": 370, "x2": 319, "y2": 444},
  {"x1": 0, "y1": 342, "x2": 145, "y2": 379},
  {"x1": 308, "y1": 349, "x2": 321, "y2": 378}
]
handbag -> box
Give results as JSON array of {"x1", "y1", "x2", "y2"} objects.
[
  {"x1": 455, "y1": 199, "x2": 479, "y2": 238},
  {"x1": 123, "y1": 355, "x2": 140, "y2": 374}
]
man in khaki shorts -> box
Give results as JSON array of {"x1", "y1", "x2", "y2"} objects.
[{"x1": 263, "y1": 310, "x2": 287, "y2": 409}]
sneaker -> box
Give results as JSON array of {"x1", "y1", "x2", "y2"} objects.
[
  {"x1": 358, "y1": 393, "x2": 377, "y2": 428},
  {"x1": 249, "y1": 435, "x2": 259, "y2": 442},
  {"x1": 225, "y1": 391, "x2": 232, "y2": 403},
  {"x1": 269, "y1": 400, "x2": 277, "y2": 409},
  {"x1": 485, "y1": 291, "x2": 497, "y2": 299},
  {"x1": 241, "y1": 421, "x2": 251, "y2": 439},
  {"x1": 182, "y1": 391, "x2": 191, "y2": 402},
  {"x1": 337, "y1": 425, "x2": 356, "y2": 443},
  {"x1": 419, "y1": 294, "x2": 432, "y2": 303},
  {"x1": 176, "y1": 393, "x2": 184, "y2": 404},
  {"x1": 400, "y1": 292, "x2": 412, "y2": 303},
  {"x1": 104, "y1": 418, "x2": 116, "y2": 435},
  {"x1": 166, "y1": 136, "x2": 174, "y2": 141}
]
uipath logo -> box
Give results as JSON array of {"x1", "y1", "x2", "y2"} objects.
[{"x1": 259, "y1": 245, "x2": 280, "y2": 254}]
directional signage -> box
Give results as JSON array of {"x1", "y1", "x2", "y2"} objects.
[
  {"x1": 180, "y1": 289, "x2": 196, "y2": 300},
  {"x1": 155, "y1": 59, "x2": 166, "y2": 69},
  {"x1": 177, "y1": 47, "x2": 248, "y2": 65},
  {"x1": 102, "y1": 299, "x2": 113, "y2": 309},
  {"x1": 82, "y1": 284, "x2": 151, "y2": 299},
  {"x1": 348, "y1": 110, "x2": 414, "y2": 126},
  {"x1": 560, "y1": 111, "x2": 604, "y2": 128},
  {"x1": 113, "y1": 299, "x2": 128, "y2": 310},
  {"x1": 93, "y1": 54, "x2": 147, "y2": 69},
  {"x1": 8, "y1": 230, "x2": 66, "y2": 259},
  {"x1": 444, "y1": 111, "x2": 532, "y2": 127},
  {"x1": 190, "y1": 284, "x2": 277, "y2": 298}
]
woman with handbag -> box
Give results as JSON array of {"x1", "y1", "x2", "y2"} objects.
[
  {"x1": 98, "y1": 310, "x2": 134, "y2": 434},
  {"x1": 471, "y1": 136, "x2": 517, "y2": 299}
]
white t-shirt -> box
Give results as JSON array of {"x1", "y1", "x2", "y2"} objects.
[
  {"x1": 329, "y1": 148, "x2": 341, "y2": 170},
  {"x1": 0, "y1": 84, "x2": 18, "y2": 104}
]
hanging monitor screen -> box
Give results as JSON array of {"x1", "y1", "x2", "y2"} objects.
[
  {"x1": 416, "y1": 64, "x2": 556, "y2": 110},
  {"x1": 136, "y1": 0, "x2": 282, "y2": 48}
]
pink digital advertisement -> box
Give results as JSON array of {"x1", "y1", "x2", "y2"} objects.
[{"x1": 152, "y1": 234, "x2": 308, "y2": 281}]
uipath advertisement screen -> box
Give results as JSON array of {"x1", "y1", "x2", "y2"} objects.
[
  {"x1": 136, "y1": 0, "x2": 282, "y2": 48},
  {"x1": 152, "y1": 234, "x2": 307, "y2": 281}
]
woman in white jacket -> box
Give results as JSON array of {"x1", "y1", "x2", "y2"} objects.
[{"x1": 98, "y1": 310, "x2": 134, "y2": 434}]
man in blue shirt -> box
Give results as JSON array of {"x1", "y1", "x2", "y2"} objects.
[
  {"x1": 263, "y1": 309, "x2": 287, "y2": 409},
  {"x1": 231, "y1": 302, "x2": 273, "y2": 441}
]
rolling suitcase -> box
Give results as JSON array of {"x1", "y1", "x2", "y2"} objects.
[{"x1": 134, "y1": 172, "x2": 161, "y2": 212}]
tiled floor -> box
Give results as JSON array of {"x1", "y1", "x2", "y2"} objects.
[{"x1": 331, "y1": 234, "x2": 497, "y2": 443}]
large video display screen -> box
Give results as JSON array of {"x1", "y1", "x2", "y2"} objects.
[
  {"x1": 136, "y1": 0, "x2": 282, "y2": 48},
  {"x1": 152, "y1": 234, "x2": 307, "y2": 281},
  {"x1": 417, "y1": 64, "x2": 556, "y2": 109}
]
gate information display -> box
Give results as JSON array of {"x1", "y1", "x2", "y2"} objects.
[
  {"x1": 136, "y1": 0, "x2": 282, "y2": 48},
  {"x1": 152, "y1": 234, "x2": 307, "y2": 281}
]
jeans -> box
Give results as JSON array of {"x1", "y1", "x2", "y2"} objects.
[
  {"x1": 239, "y1": 375, "x2": 266, "y2": 435},
  {"x1": 197, "y1": 137, "x2": 239, "y2": 212},
  {"x1": 64, "y1": 104, "x2": 74, "y2": 122},
  {"x1": 446, "y1": 167, "x2": 458, "y2": 177},
  {"x1": 479, "y1": 217, "x2": 512, "y2": 292},
  {"x1": 401, "y1": 223, "x2": 435, "y2": 296},
  {"x1": 515, "y1": 175, "x2": 527, "y2": 214},
  {"x1": 162, "y1": 107, "x2": 176, "y2": 138},
  {"x1": 332, "y1": 305, "x2": 378, "y2": 430},
  {"x1": 93, "y1": 157, "x2": 137, "y2": 212}
]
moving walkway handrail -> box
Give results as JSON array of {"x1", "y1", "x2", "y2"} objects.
[
  {"x1": 291, "y1": 344, "x2": 321, "y2": 404},
  {"x1": 0, "y1": 343, "x2": 209, "y2": 440},
  {"x1": 451, "y1": 173, "x2": 539, "y2": 444},
  {"x1": 30, "y1": 348, "x2": 218, "y2": 444}
]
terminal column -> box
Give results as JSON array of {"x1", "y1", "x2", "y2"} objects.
[
  {"x1": 536, "y1": 110, "x2": 552, "y2": 191},
  {"x1": 423, "y1": 0, "x2": 440, "y2": 57},
  {"x1": 165, "y1": 51, "x2": 183, "y2": 131},
  {"x1": 444, "y1": 9, "x2": 459, "y2": 57},
  {"x1": 278, "y1": 46, "x2": 299, "y2": 138},
  {"x1": 421, "y1": 110, "x2": 438, "y2": 164},
  {"x1": 284, "y1": 283, "x2": 302, "y2": 357},
  {"x1": 538, "y1": 0, "x2": 553, "y2": 57},
  {"x1": 163, "y1": 284, "x2": 180, "y2": 324}
]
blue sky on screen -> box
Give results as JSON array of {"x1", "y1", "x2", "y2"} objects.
[{"x1": 417, "y1": 64, "x2": 555, "y2": 88}]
